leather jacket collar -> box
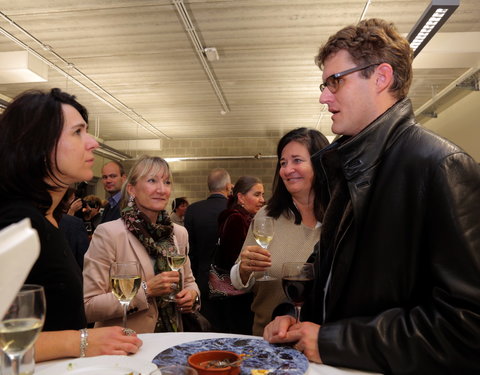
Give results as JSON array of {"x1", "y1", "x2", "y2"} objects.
[{"x1": 336, "y1": 98, "x2": 416, "y2": 181}]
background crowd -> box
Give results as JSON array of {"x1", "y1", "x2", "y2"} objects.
[{"x1": 0, "y1": 16, "x2": 479, "y2": 375}]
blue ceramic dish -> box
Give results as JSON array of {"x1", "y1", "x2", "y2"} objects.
[{"x1": 152, "y1": 337, "x2": 308, "y2": 375}]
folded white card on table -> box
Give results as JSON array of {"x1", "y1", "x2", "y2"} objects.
[{"x1": 0, "y1": 218, "x2": 40, "y2": 319}]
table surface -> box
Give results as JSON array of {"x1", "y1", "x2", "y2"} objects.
[{"x1": 35, "y1": 332, "x2": 381, "y2": 375}]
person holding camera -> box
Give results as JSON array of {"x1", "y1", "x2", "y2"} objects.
[{"x1": 82, "y1": 195, "x2": 102, "y2": 236}]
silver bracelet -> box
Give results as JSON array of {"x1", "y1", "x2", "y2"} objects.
[
  {"x1": 79, "y1": 328, "x2": 88, "y2": 357},
  {"x1": 141, "y1": 281, "x2": 150, "y2": 307}
]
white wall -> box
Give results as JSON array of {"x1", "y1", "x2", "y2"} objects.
[{"x1": 422, "y1": 91, "x2": 480, "y2": 162}]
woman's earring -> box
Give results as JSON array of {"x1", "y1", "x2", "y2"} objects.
[{"x1": 128, "y1": 195, "x2": 135, "y2": 207}]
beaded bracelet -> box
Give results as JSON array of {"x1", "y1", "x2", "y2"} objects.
[{"x1": 79, "y1": 328, "x2": 88, "y2": 357}]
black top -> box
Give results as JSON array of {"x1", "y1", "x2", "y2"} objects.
[
  {"x1": 0, "y1": 200, "x2": 87, "y2": 331},
  {"x1": 59, "y1": 214, "x2": 90, "y2": 269}
]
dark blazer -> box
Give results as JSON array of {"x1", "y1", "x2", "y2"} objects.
[
  {"x1": 184, "y1": 194, "x2": 228, "y2": 314},
  {"x1": 100, "y1": 199, "x2": 121, "y2": 223},
  {"x1": 0, "y1": 200, "x2": 87, "y2": 331}
]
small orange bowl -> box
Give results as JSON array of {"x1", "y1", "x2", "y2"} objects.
[{"x1": 187, "y1": 350, "x2": 242, "y2": 375}]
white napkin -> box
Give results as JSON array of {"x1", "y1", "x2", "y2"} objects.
[{"x1": 0, "y1": 218, "x2": 40, "y2": 319}]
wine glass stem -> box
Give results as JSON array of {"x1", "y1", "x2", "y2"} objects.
[
  {"x1": 295, "y1": 305, "x2": 302, "y2": 323},
  {"x1": 122, "y1": 302, "x2": 128, "y2": 329},
  {"x1": 9, "y1": 354, "x2": 21, "y2": 375},
  {"x1": 263, "y1": 245, "x2": 270, "y2": 278}
]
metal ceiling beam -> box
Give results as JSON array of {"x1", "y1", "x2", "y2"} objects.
[
  {"x1": 414, "y1": 66, "x2": 480, "y2": 117},
  {"x1": 172, "y1": 0, "x2": 230, "y2": 114},
  {"x1": 0, "y1": 11, "x2": 170, "y2": 140}
]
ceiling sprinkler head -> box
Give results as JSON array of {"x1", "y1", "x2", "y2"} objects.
[{"x1": 204, "y1": 47, "x2": 219, "y2": 61}]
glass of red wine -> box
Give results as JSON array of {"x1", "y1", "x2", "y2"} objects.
[{"x1": 281, "y1": 262, "x2": 314, "y2": 323}]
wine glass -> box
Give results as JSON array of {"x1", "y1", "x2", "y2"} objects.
[
  {"x1": 158, "y1": 365, "x2": 198, "y2": 375},
  {"x1": 252, "y1": 216, "x2": 275, "y2": 281},
  {"x1": 0, "y1": 284, "x2": 45, "y2": 375},
  {"x1": 109, "y1": 261, "x2": 141, "y2": 332},
  {"x1": 163, "y1": 246, "x2": 186, "y2": 302},
  {"x1": 281, "y1": 262, "x2": 314, "y2": 323}
]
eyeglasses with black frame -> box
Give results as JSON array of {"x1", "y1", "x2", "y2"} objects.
[{"x1": 319, "y1": 62, "x2": 381, "y2": 93}]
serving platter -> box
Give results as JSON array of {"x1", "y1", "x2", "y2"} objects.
[{"x1": 152, "y1": 337, "x2": 308, "y2": 374}]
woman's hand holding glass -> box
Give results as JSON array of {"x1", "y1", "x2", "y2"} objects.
[
  {"x1": 252, "y1": 216, "x2": 275, "y2": 281},
  {"x1": 145, "y1": 271, "x2": 179, "y2": 298},
  {"x1": 174, "y1": 289, "x2": 197, "y2": 313},
  {"x1": 238, "y1": 245, "x2": 272, "y2": 283},
  {"x1": 163, "y1": 246, "x2": 186, "y2": 302}
]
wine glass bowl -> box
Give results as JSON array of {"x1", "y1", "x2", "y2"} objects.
[
  {"x1": 109, "y1": 261, "x2": 141, "y2": 331},
  {"x1": 0, "y1": 284, "x2": 45, "y2": 375},
  {"x1": 281, "y1": 262, "x2": 314, "y2": 323},
  {"x1": 252, "y1": 216, "x2": 275, "y2": 281}
]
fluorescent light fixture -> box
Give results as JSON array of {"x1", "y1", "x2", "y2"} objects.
[
  {"x1": 407, "y1": 0, "x2": 459, "y2": 57},
  {"x1": 93, "y1": 143, "x2": 133, "y2": 161},
  {"x1": 105, "y1": 139, "x2": 162, "y2": 151},
  {"x1": 0, "y1": 51, "x2": 48, "y2": 83}
]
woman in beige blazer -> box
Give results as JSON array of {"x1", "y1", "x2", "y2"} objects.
[{"x1": 83, "y1": 156, "x2": 200, "y2": 333}]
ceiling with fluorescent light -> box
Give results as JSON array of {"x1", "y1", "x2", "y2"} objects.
[{"x1": 0, "y1": 0, "x2": 479, "y2": 152}]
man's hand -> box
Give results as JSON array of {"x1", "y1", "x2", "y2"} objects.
[
  {"x1": 264, "y1": 316, "x2": 322, "y2": 363},
  {"x1": 263, "y1": 315, "x2": 296, "y2": 341}
]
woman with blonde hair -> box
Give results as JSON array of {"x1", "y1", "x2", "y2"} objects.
[{"x1": 84, "y1": 155, "x2": 200, "y2": 333}]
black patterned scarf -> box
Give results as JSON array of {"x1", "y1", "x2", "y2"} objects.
[{"x1": 121, "y1": 202, "x2": 181, "y2": 332}]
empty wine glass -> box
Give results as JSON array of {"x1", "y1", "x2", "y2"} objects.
[
  {"x1": 109, "y1": 261, "x2": 141, "y2": 332},
  {"x1": 163, "y1": 246, "x2": 186, "y2": 302},
  {"x1": 0, "y1": 284, "x2": 45, "y2": 375},
  {"x1": 281, "y1": 262, "x2": 314, "y2": 323},
  {"x1": 252, "y1": 216, "x2": 275, "y2": 281}
]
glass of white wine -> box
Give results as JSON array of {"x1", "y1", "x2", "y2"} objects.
[
  {"x1": 252, "y1": 216, "x2": 275, "y2": 281},
  {"x1": 109, "y1": 261, "x2": 141, "y2": 332},
  {"x1": 0, "y1": 284, "x2": 45, "y2": 375},
  {"x1": 163, "y1": 246, "x2": 186, "y2": 302}
]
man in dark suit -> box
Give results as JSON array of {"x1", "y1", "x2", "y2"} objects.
[
  {"x1": 184, "y1": 168, "x2": 233, "y2": 327},
  {"x1": 100, "y1": 161, "x2": 126, "y2": 224}
]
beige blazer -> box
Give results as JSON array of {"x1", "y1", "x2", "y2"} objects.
[{"x1": 83, "y1": 218, "x2": 199, "y2": 333}]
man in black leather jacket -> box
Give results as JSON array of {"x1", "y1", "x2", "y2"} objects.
[{"x1": 264, "y1": 18, "x2": 480, "y2": 374}]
